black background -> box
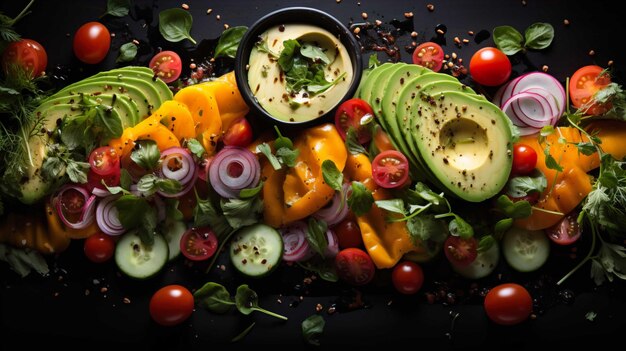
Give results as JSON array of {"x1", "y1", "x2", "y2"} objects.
[{"x1": 1, "y1": 0, "x2": 625, "y2": 349}]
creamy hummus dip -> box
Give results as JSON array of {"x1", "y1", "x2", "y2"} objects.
[{"x1": 247, "y1": 24, "x2": 354, "y2": 123}]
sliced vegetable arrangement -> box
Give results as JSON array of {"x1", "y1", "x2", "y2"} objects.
[{"x1": 2, "y1": 0, "x2": 626, "y2": 344}]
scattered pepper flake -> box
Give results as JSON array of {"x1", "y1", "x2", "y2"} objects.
[
  {"x1": 101, "y1": 287, "x2": 108, "y2": 293},
  {"x1": 411, "y1": 31, "x2": 418, "y2": 38},
  {"x1": 542, "y1": 65, "x2": 549, "y2": 72},
  {"x1": 224, "y1": 24, "x2": 230, "y2": 30},
  {"x1": 588, "y1": 50, "x2": 596, "y2": 56},
  {"x1": 462, "y1": 38, "x2": 469, "y2": 44},
  {"x1": 181, "y1": 3, "x2": 189, "y2": 10},
  {"x1": 206, "y1": 8, "x2": 213, "y2": 15},
  {"x1": 375, "y1": 19, "x2": 382, "y2": 26},
  {"x1": 315, "y1": 303, "x2": 323, "y2": 312},
  {"x1": 563, "y1": 19, "x2": 570, "y2": 26},
  {"x1": 353, "y1": 27, "x2": 361, "y2": 35},
  {"x1": 404, "y1": 12, "x2": 414, "y2": 18},
  {"x1": 123, "y1": 297, "x2": 131, "y2": 304},
  {"x1": 427, "y1": 4, "x2": 435, "y2": 11},
  {"x1": 132, "y1": 39, "x2": 139, "y2": 45},
  {"x1": 437, "y1": 29, "x2": 445, "y2": 35},
  {"x1": 216, "y1": 14, "x2": 221, "y2": 20},
  {"x1": 361, "y1": 12, "x2": 368, "y2": 20},
  {"x1": 608, "y1": 60, "x2": 614, "y2": 66},
  {"x1": 468, "y1": 30, "x2": 475, "y2": 36}
]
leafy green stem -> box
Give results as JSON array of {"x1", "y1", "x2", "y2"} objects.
[
  {"x1": 205, "y1": 228, "x2": 237, "y2": 274},
  {"x1": 252, "y1": 306, "x2": 288, "y2": 321},
  {"x1": 11, "y1": 0, "x2": 35, "y2": 24},
  {"x1": 557, "y1": 214, "x2": 598, "y2": 285}
]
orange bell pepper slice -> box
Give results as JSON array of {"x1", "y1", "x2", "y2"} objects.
[
  {"x1": 174, "y1": 85, "x2": 222, "y2": 155},
  {"x1": 154, "y1": 100, "x2": 196, "y2": 141},
  {"x1": 199, "y1": 72, "x2": 250, "y2": 131}
]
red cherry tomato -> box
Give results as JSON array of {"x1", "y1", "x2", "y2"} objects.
[
  {"x1": 88, "y1": 146, "x2": 120, "y2": 176},
  {"x1": 412, "y1": 42, "x2": 444, "y2": 72},
  {"x1": 444, "y1": 236, "x2": 478, "y2": 267},
  {"x1": 2, "y1": 39, "x2": 48, "y2": 77},
  {"x1": 569, "y1": 65, "x2": 612, "y2": 116},
  {"x1": 84, "y1": 232, "x2": 115, "y2": 263},
  {"x1": 546, "y1": 211, "x2": 582, "y2": 245},
  {"x1": 334, "y1": 98, "x2": 374, "y2": 144},
  {"x1": 334, "y1": 215, "x2": 363, "y2": 249},
  {"x1": 469, "y1": 47, "x2": 512, "y2": 86},
  {"x1": 180, "y1": 227, "x2": 218, "y2": 261},
  {"x1": 391, "y1": 261, "x2": 424, "y2": 295},
  {"x1": 222, "y1": 118, "x2": 253, "y2": 147},
  {"x1": 149, "y1": 50, "x2": 182, "y2": 83},
  {"x1": 335, "y1": 248, "x2": 375, "y2": 286},
  {"x1": 484, "y1": 283, "x2": 533, "y2": 325},
  {"x1": 149, "y1": 285, "x2": 194, "y2": 326},
  {"x1": 73, "y1": 22, "x2": 111, "y2": 64},
  {"x1": 371, "y1": 150, "x2": 409, "y2": 189},
  {"x1": 511, "y1": 143, "x2": 538, "y2": 176}
]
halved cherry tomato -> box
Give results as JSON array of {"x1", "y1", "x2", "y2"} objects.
[
  {"x1": 391, "y1": 261, "x2": 424, "y2": 295},
  {"x1": 511, "y1": 143, "x2": 537, "y2": 176},
  {"x1": 484, "y1": 283, "x2": 533, "y2": 325},
  {"x1": 334, "y1": 215, "x2": 363, "y2": 249},
  {"x1": 546, "y1": 211, "x2": 581, "y2": 245},
  {"x1": 569, "y1": 65, "x2": 612, "y2": 115},
  {"x1": 149, "y1": 50, "x2": 182, "y2": 83},
  {"x1": 149, "y1": 285, "x2": 194, "y2": 326},
  {"x1": 412, "y1": 42, "x2": 444, "y2": 72},
  {"x1": 73, "y1": 22, "x2": 111, "y2": 64},
  {"x1": 444, "y1": 236, "x2": 478, "y2": 267},
  {"x1": 469, "y1": 47, "x2": 511, "y2": 86},
  {"x1": 334, "y1": 98, "x2": 374, "y2": 144},
  {"x1": 371, "y1": 150, "x2": 409, "y2": 189},
  {"x1": 59, "y1": 187, "x2": 87, "y2": 223},
  {"x1": 335, "y1": 248, "x2": 375, "y2": 286},
  {"x1": 2, "y1": 39, "x2": 48, "y2": 77},
  {"x1": 180, "y1": 227, "x2": 218, "y2": 261},
  {"x1": 223, "y1": 117, "x2": 253, "y2": 147},
  {"x1": 84, "y1": 232, "x2": 116, "y2": 263},
  {"x1": 89, "y1": 146, "x2": 120, "y2": 176}
]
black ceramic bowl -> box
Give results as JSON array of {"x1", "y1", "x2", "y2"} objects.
[{"x1": 234, "y1": 7, "x2": 362, "y2": 127}]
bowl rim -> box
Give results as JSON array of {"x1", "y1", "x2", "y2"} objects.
[{"x1": 234, "y1": 6, "x2": 363, "y2": 125}]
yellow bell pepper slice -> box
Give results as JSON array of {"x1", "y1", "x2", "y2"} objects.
[
  {"x1": 154, "y1": 100, "x2": 196, "y2": 141},
  {"x1": 174, "y1": 85, "x2": 222, "y2": 154},
  {"x1": 199, "y1": 72, "x2": 250, "y2": 131}
]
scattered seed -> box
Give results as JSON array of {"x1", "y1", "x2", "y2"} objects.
[
  {"x1": 216, "y1": 14, "x2": 221, "y2": 20},
  {"x1": 190, "y1": 63, "x2": 197, "y2": 69},
  {"x1": 458, "y1": 58, "x2": 463, "y2": 63},
  {"x1": 563, "y1": 19, "x2": 570, "y2": 26},
  {"x1": 462, "y1": 38, "x2": 469, "y2": 44},
  {"x1": 451, "y1": 52, "x2": 457, "y2": 59},
  {"x1": 328, "y1": 306, "x2": 336, "y2": 314},
  {"x1": 387, "y1": 300, "x2": 393, "y2": 306},
  {"x1": 361, "y1": 12, "x2": 368, "y2": 20},
  {"x1": 85, "y1": 289, "x2": 90, "y2": 296},
  {"x1": 277, "y1": 298, "x2": 283, "y2": 304},
  {"x1": 181, "y1": 3, "x2": 189, "y2": 10},
  {"x1": 132, "y1": 39, "x2": 140, "y2": 45},
  {"x1": 123, "y1": 297, "x2": 131, "y2": 304},
  {"x1": 375, "y1": 19, "x2": 382, "y2": 26},
  {"x1": 411, "y1": 31, "x2": 418, "y2": 38},
  {"x1": 353, "y1": 27, "x2": 361, "y2": 34},
  {"x1": 427, "y1": 4, "x2": 435, "y2": 11},
  {"x1": 206, "y1": 8, "x2": 213, "y2": 15},
  {"x1": 299, "y1": 296, "x2": 304, "y2": 301},
  {"x1": 404, "y1": 12, "x2": 414, "y2": 18},
  {"x1": 608, "y1": 60, "x2": 614, "y2": 66},
  {"x1": 224, "y1": 24, "x2": 230, "y2": 30},
  {"x1": 454, "y1": 37, "x2": 461, "y2": 44},
  {"x1": 468, "y1": 30, "x2": 475, "y2": 36},
  {"x1": 53, "y1": 292, "x2": 59, "y2": 297},
  {"x1": 447, "y1": 61, "x2": 454, "y2": 68},
  {"x1": 101, "y1": 287, "x2": 108, "y2": 293},
  {"x1": 303, "y1": 277, "x2": 313, "y2": 285},
  {"x1": 111, "y1": 33, "x2": 116, "y2": 38},
  {"x1": 589, "y1": 50, "x2": 596, "y2": 56},
  {"x1": 542, "y1": 65, "x2": 549, "y2": 72},
  {"x1": 315, "y1": 303, "x2": 323, "y2": 312},
  {"x1": 411, "y1": 41, "x2": 417, "y2": 47},
  {"x1": 521, "y1": 0, "x2": 527, "y2": 5},
  {"x1": 336, "y1": 0, "x2": 341, "y2": 3}
]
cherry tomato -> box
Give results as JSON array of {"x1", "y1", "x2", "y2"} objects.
[
  {"x1": 569, "y1": 65, "x2": 612, "y2": 116},
  {"x1": 2, "y1": 39, "x2": 48, "y2": 77},
  {"x1": 412, "y1": 42, "x2": 444, "y2": 72},
  {"x1": 335, "y1": 248, "x2": 375, "y2": 286},
  {"x1": 469, "y1": 47, "x2": 512, "y2": 86},
  {"x1": 444, "y1": 236, "x2": 478, "y2": 267},
  {"x1": 546, "y1": 211, "x2": 582, "y2": 245},
  {"x1": 149, "y1": 285, "x2": 194, "y2": 326},
  {"x1": 484, "y1": 283, "x2": 533, "y2": 325},
  {"x1": 89, "y1": 146, "x2": 120, "y2": 176},
  {"x1": 223, "y1": 118, "x2": 253, "y2": 147},
  {"x1": 149, "y1": 51, "x2": 182, "y2": 83},
  {"x1": 334, "y1": 98, "x2": 374, "y2": 144},
  {"x1": 334, "y1": 215, "x2": 363, "y2": 249},
  {"x1": 180, "y1": 227, "x2": 218, "y2": 261},
  {"x1": 73, "y1": 22, "x2": 111, "y2": 64},
  {"x1": 371, "y1": 150, "x2": 409, "y2": 189},
  {"x1": 84, "y1": 232, "x2": 115, "y2": 263},
  {"x1": 372, "y1": 125, "x2": 396, "y2": 152},
  {"x1": 391, "y1": 261, "x2": 424, "y2": 295},
  {"x1": 511, "y1": 143, "x2": 538, "y2": 176}
]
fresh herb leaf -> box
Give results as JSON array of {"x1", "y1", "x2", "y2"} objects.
[
  {"x1": 505, "y1": 170, "x2": 547, "y2": 197},
  {"x1": 302, "y1": 315, "x2": 325, "y2": 346},
  {"x1": 220, "y1": 195, "x2": 263, "y2": 229},
  {"x1": 374, "y1": 198, "x2": 406, "y2": 215},
  {"x1": 116, "y1": 42, "x2": 137, "y2": 63},
  {"x1": 406, "y1": 215, "x2": 446, "y2": 245},
  {"x1": 496, "y1": 194, "x2": 532, "y2": 219},
  {"x1": 345, "y1": 127, "x2": 367, "y2": 155},
  {"x1": 214, "y1": 26, "x2": 248, "y2": 59},
  {"x1": 575, "y1": 141, "x2": 597, "y2": 156},
  {"x1": 131, "y1": 139, "x2": 160, "y2": 170},
  {"x1": 278, "y1": 39, "x2": 300, "y2": 72},
  {"x1": 368, "y1": 53, "x2": 381, "y2": 69},
  {"x1": 103, "y1": 0, "x2": 131, "y2": 17},
  {"x1": 114, "y1": 195, "x2": 156, "y2": 245},
  {"x1": 137, "y1": 174, "x2": 182, "y2": 196},
  {"x1": 493, "y1": 25, "x2": 524, "y2": 55},
  {"x1": 231, "y1": 322, "x2": 256, "y2": 343},
  {"x1": 300, "y1": 43, "x2": 330, "y2": 64},
  {"x1": 254, "y1": 38, "x2": 279, "y2": 59},
  {"x1": 524, "y1": 23, "x2": 554, "y2": 50},
  {"x1": 494, "y1": 218, "x2": 513, "y2": 240},
  {"x1": 297, "y1": 258, "x2": 339, "y2": 282},
  {"x1": 186, "y1": 138, "x2": 205, "y2": 158},
  {"x1": 234, "y1": 285, "x2": 288, "y2": 320},
  {"x1": 65, "y1": 159, "x2": 90, "y2": 184},
  {"x1": 347, "y1": 181, "x2": 373, "y2": 216},
  {"x1": 276, "y1": 147, "x2": 299, "y2": 167},
  {"x1": 307, "y1": 217, "x2": 329, "y2": 257},
  {"x1": 321, "y1": 160, "x2": 343, "y2": 192},
  {"x1": 477, "y1": 235, "x2": 496, "y2": 253},
  {"x1": 194, "y1": 282, "x2": 234, "y2": 314},
  {"x1": 449, "y1": 215, "x2": 474, "y2": 239},
  {"x1": 0, "y1": 0, "x2": 35, "y2": 42},
  {"x1": 273, "y1": 126, "x2": 294, "y2": 150},
  {"x1": 543, "y1": 145, "x2": 564, "y2": 172},
  {"x1": 585, "y1": 311, "x2": 598, "y2": 322},
  {"x1": 193, "y1": 192, "x2": 233, "y2": 238},
  {"x1": 239, "y1": 181, "x2": 263, "y2": 199},
  {"x1": 158, "y1": 8, "x2": 196, "y2": 44},
  {"x1": 256, "y1": 143, "x2": 282, "y2": 170}
]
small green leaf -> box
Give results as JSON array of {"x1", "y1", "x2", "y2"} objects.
[
  {"x1": 302, "y1": 315, "x2": 325, "y2": 346},
  {"x1": 495, "y1": 195, "x2": 532, "y2": 219},
  {"x1": 524, "y1": 23, "x2": 554, "y2": 50},
  {"x1": 321, "y1": 160, "x2": 343, "y2": 192},
  {"x1": 345, "y1": 127, "x2": 368, "y2": 155},
  {"x1": 505, "y1": 170, "x2": 547, "y2": 197},
  {"x1": 544, "y1": 145, "x2": 564, "y2": 172},
  {"x1": 158, "y1": 8, "x2": 197, "y2": 44},
  {"x1": 347, "y1": 181, "x2": 374, "y2": 216},
  {"x1": 214, "y1": 26, "x2": 248, "y2": 59},
  {"x1": 234, "y1": 284, "x2": 287, "y2": 320},
  {"x1": 104, "y1": 0, "x2": 131, "y2": 17},
  {"x1": 194, "y1": 282, "x2": 234, "y2": 314},
  {"x1": 276, "y1": 147, "x2": 299, "y2": 168},
  {"x1": 307, "y1": 217, "x2": 329, "y2": 257},
  {"x1": 477, "y1": 235, "x2": 496, "y2": 253},
  {"x1": 540, "y1": 125, "x2": 555, "y2": 137},
  {"x1": 575, "y1": 142, "x2": 597, "y2": 156},
  {"x1": 278, "y1": 39, "x2": 300, "y2": 72},
  {"x1": 239, "y1": 181, "x2": 263, "y2": 199},
  {"x1": 131, "y1": 139, "x2": 160, "y2": 170},
  {"x1": 493, "y1": 25, "x2": 524, "y2": 55},
  {"x1": 449, "y1": 215, "x2": 474, "y2": 239},
  {"x1": 374, "y1": 198, "x2": 406, "y2": 215},
  {"x1": 256, "y1": 143, "x2": 282, "y2": 170},
  {"x1": 494, "y1": 218, "x2": 513, "y2": 240},
  {"x1": 273, "y1": 126, "x2": 294, "y2": 150},
  {"x1": 220, "y1": 196, "x2": 263, "y2": 229},
  {"x1": 368, "y1": 53, "x2": 381, "y2": 69},
  {"x1": 186, "y1": 138, "x2": 206, "y2": 158},
  {"x1": 406, "y1": 215, "x2": 446, "y2": 245},
  {"x1": 300, "y1": 43, "x2": 330, "y2": 64},
  {"x1": 116, "y1": 42, "x2": 137, "y2": 63}
]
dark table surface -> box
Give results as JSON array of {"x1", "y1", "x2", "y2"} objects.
[{"x1": 1, "y1": 0, "x2": 625, "y2": 349}]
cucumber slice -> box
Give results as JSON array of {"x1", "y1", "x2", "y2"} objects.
[
  {"x1": 502, "y1": 227, "x2": 549, "y2": 272},
  {"x1": 115, "y1": 232, "x2": 168, "y2": 279},
  {"x1": 452, "y1": 241, "x2": 500, "y2": 279},
  {"x1": 163, "y1": 220, "x2": 187, "y2": 261},
  {"x1": 230, "y1": 224, "x2": 283, "y2": 278}
]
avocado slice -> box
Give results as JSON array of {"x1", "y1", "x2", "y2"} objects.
[
  {"x1": 357, "y1": 62, "x2": 394, "y2": 103},
  {"x1": 369, "y1": 63, "x2": 408, "y2": 119},
  {"x1": 410, "y1": 91, "x2": 513, "y2": 202},
  {"x1": 91, "y1": 67, "x2": 173, "y2": 103}
]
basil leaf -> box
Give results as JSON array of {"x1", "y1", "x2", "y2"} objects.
[
  {"x1": 116, "y1": 42, "x2": 137, "y2": 63},
  {"x1": 278, "y1": 39, "x2": 300, "y2": 72},
  {"x1": 114, "y1": 195, "x2": 155, "y2": 245},
  {"x1": 297, "y1": 259, "x2": 339, "y2": 282},
  {"x1": 495, "y1": 195, "x2": 532, "y2": 219},
  {"x1": 131, "y1": 139, "x2": 160, "y2": 170},
  {"x1": 477, "y1": 235, "x2": 496, "y2": 253},
  {"x1": 449, "y1": 215, "x2": 474, "y2": 239},
  {"x1": 544, "y1": 145, "x2": 564, "y2": 172},
  {"x1": 494, "y1": 218, "x2": 513, "y2": 240},
  {"x1": 193, "y1": 194, "x2": 233, "y2": 238},
  {"x1": 300, "y1": 43, "x2": 330, "y2": 64},
  {"x1": 158, "y1": 8, "x2": 197, "y2": 44},
  {"x1": 307, "y1": 217, "x2": 329, "y2": 257},
  {"x1": 493, "y1": 25, "x2": 524, "y2": 55},
  {"x1": 406, "y1": 215, "x2": 446, "y2": 245},
  {"x1": 234, "y1": 284, "x2": 287, "y2": 320},
  {"x1": 94, "y1": 105, "x2": 123, "y2": 140},
  {"x1": 347, "y1": 181, "x2": 374, "y2": 216},
  {"x1": 575, "y1": 141, "x2": 597, "y2": 156},
  {"x1": 374, "y1": 198, "x2": 406, "y2": 215},
  {"x1": 524, "y1": 23, "x2": 554, "y2": 50},
  {"x1": 273, "y1": 126, "x2": 294, "y2": 150},
  {"x1": 368, "y1": 53, "x2": 381, "y2": 69},
  {"x1": 214, "y1": 26, "x2": 248, "y2": 59},
  {"x1": 104, "y1": 0, "x2": 130, "y2": 17},
  {"x1": 345, "y1": 127, "x2": 367, "y2": 155},
  {"x1": 186, "y1": 138, "x2": 206, "y2": 158},
  {"x1": 119, "y1": 168, "x2": 132, "y2": 190},
  {"x1": 65, "y1": 160, "x2": 89, "y2": 184},
  {"x1": 321, "y1": 160, "x2": 343, "y2": 192},
  {"x1": 239, "y1": 181, "x2": 263, "y2": 199},
  {"x1": 220, "y1": 196, "x2": 263, "y2": 229},
  {"x1": 276, "y1": 147, "x2": 299, "y2": 168},
  {"x1": 302, "y1": 315, "x2": 325, "y2": 346},
  {"x1": 256, "y1": 143, "x2": 282, "y2": 170},
  {"x1": 505, "y1": 170, "x2": 547, "y2": 197},
  {"x1": 194, "y1": 282, "x2": 234, "y2": 314}
]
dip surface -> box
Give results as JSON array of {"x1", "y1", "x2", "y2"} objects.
[{"x1": 247, "y1": 24, "x2": 354, "y2": 123}]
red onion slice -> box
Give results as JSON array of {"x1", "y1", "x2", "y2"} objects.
[
  {"x1": 510, "y1": 72, "x2": 566, "y2": 116},
  {"x1": 324, "y1": 229, "x2": 339, "y2": 258},
  {"x1": 313, "y1": 182, "x2": 351, "y2": 226},
  {"x1": 96, "y1": 195, "x2": 126, "y2": 236},
  {"x1": 502, "y1": 92, "x2": 556, "y2": 135},
  {"x1": 281, "y1": 221, "x2": 315, "y2": 262},
  {"x1": 160, "y1": 147, "x2": 196, "y2": 186},
  {"x1": 209, "y1": 146, "x2": 261, "y2": 199}
]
